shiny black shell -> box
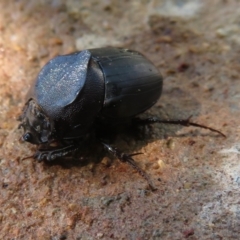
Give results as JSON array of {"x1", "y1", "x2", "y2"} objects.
[
  {"x1": 90, "y1": 48, "x2": 162, "y2": 119},
  {"x1": 28, "y1": 47, "x2": 163, "y2": 140}
]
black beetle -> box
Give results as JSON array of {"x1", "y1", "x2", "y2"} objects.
[{"x1": 18, "y1": 47, "x2": 225, "y2": 190}]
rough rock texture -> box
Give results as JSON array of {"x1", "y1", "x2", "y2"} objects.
[{"x1": 0, "y1": 0, "x2": 239, "y2": 239}]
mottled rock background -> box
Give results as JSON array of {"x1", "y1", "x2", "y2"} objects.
[{"x1": 0, "y1": 0, "x2": 240, "y2": 239}]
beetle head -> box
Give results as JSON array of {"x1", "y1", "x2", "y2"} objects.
[{"x1": 19, "y1": 100, "x2": 53, "y2": 145}]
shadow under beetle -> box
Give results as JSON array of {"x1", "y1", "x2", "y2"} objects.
[{"x1": 18, "y1": 47, "x2": 225, "y2": 190}]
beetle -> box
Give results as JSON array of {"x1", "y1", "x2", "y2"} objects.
[{"x1": 18, "y1": 47, "x2": 225, "y2": 190}]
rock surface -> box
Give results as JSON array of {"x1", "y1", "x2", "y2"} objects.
[{"x1": 0, "y1": 0, "x2": 239, "y2": 239}]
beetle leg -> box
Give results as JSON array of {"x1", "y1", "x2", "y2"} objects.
[
  {"x1": 101, "y1": 142, "x2": 156, "y2": 191},
  {"x1": 133, "y1": 116, "x2": 226, "y2": 137},
  {"x1": 34, "y1": 144, "x2": 79, "y2": 161}
]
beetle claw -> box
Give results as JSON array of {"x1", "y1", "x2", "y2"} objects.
[
  {"x1": 22, "y1": 155, "x2": 35, "y2": 161},
  {"x1": 31, "y1": 144, "x2": 79, "y2": 161}
]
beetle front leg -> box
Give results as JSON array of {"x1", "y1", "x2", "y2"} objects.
[
  {"x1": 34, "y1": 144, "x2": 80, "y2": 161},
  {"x1": 101, "y1": 142, "x2": 156, "y2": 191},
  {"x1": 133, "y1": 116, "x2": 226, "y2": 137}
]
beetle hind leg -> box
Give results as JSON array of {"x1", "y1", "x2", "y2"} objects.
[
  {"x1": 101, "y1": 142, "x2": 156, "y2": 191},
  {"x1": 133, "y1": 116, "x2": 226, "y2": 137}
]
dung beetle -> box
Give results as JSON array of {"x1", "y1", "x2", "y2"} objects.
[{"x1": 18, "y1": 47, "x2": 225, "y2": 190}]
